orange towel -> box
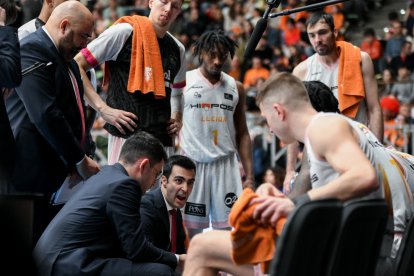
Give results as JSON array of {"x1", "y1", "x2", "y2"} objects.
[
  {"x1": 229, "y1": 188, "x2": 286, "y2": 273},
  {"x1": 337, "y1": 41, "x2": 365, "y2": 118},
  {"x1": 104, "y1": 15, "x2": 165, "y2": 98}
]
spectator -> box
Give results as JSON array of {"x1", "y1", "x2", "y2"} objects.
[
  {"x1": 391, "y1": 64, "x2": 414, "y2": 104},
  {"x1": 261, "y1": 166, "x2": 285, "y2": 192},
  {"x1": 360, "y1": 28, "x2": 384, "y2": 74},
  {"x1": 283, "y1": 17, "x2": 301, "y2": 47},
  {"x1": 385, "y1": 20, "x2": 406, "y2": 63},
  {"x1": 243, "y1": 56, "x2": 270, "y2": 91},
  {"x1": 381, "y1": 95, "x2": 406, "y2": 150},
  {"x1": 378, "y1": 67, "x2": 395, "y2": 97},
  {"x1": 390, "y1": 40, "x2": 414, "y2": 75}
]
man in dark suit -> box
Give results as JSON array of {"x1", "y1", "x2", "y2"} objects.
[
  {"x1": 0, "y1": 0, "x2": 21, "y2": 191},
  {"x1": 5, "y1": 2, "x2": 99, "y2": 206},
  {"x1": 34, "y1": 131, "x2": 182, "y2": 276},
  {"x1": 141, "y1": 155, "x2": 196, "y2": 258},
  {"x1": 0, "y1": 2, "x2": 37, "y2": 275}
]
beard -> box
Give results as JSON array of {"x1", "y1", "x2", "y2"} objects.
[
  {"x1": 314, "y1": 43, "x2": 332, "y2": 56},
  {"x1": 314, "y1": 35, "x2": 336, "y2": 56},
  {"x1": 58, "y1": 30, "x2": 80, "y2": 61}
]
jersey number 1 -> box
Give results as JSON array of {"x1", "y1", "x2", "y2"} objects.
[{"x1": 213, "y1": 129, "x2": 218, "y2": 145}]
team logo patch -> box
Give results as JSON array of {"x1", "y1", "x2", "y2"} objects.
[
  {"x1": 224, "y1": 93, "x2": 233, "y2": 101},
  {"x1": 193, "y1": 92, "x2": 202, "y2": 98},
  {"x1": 185, "y1": 202, "x2": 206, "y2": 217},
  {"x1": 224, "y1": 193, "x2": 238, "y2": 208},
  {"x1": 144, "y1": 67, "x2": 152, "y2": 81}
]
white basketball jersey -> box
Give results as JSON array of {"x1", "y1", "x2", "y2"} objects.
[
  {"x1": 180, "y1": 69, "x2": 239, "y2": 163},
  {"x1": 306, "y1": 113, "x2": 414, "y2": 234},
  {"x1": 305, "y1": 54, "x2": 369, "y2": 125}
]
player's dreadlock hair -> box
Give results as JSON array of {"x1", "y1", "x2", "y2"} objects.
[
  {"x1": 192, "y1": 30, "x2": 238, "y2": 65},
  {"x1": 303, "y1": 81, "x2": 340, "y2": 113}
]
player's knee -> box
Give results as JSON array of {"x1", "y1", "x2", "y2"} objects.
[{"x1": 188, "y1": 232, "x2": 205, "y2": 252}]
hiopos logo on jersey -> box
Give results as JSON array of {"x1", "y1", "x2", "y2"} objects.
[{"x1": 190, "y1": 103, "x2": 234, "y2": 111}]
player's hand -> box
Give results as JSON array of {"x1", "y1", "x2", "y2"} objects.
[
  {"x1": 242, "y1": 177, "x2": 255, "y2": 190},
  {"x1": 99, "y1": 106, "x2": 138, "y2": 135},
  {"x1": 76, "y1": 155, "x2": 100, "y2": 180},
  {"x1": 0, "y1": 7, "x2": 6, "y2": 26},
  {"x1": 177, "y1": 254, "x2": 186, "y2": 273},
  {"x1": 167, "y1": 118, "x2": 182, "y2": 136},
  {"x1": 251, "y1": 196, "x2": 294, "y2": 227}
]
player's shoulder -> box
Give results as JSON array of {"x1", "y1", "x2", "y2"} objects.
[{"x1": 292, "y1": 59, "x2": 309, "y2": 79}]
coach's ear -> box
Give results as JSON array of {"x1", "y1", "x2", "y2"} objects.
[{"x1": 273, "y1": 103, "x2": 286, "y2": 121}]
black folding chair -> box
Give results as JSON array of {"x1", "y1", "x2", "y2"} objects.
[
  {"x1": 328, "y1": 199, "x2": 388, "y2": 276},
  {"x1": 269, "y1": 199, "x2": 342, "y2": 276},
  {"x1": 395, "y1": 216, "x2": 414, "y2": 276}
]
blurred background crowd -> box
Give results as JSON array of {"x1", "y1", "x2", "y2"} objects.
[{"x1": 12, "y1": 0, "x2": 414, "y2": 188}]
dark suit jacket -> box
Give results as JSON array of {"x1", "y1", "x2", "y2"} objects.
[
  {"x1": 6, "y1": 27, "x2": 93, "y2": 197},
  {"x1": 0, "y1": 26, "x2": 21, "y2": 188},
  {"x1": 0, "y1": 26, "x2": 21, "y2": 88},
  {"x1": 140, "y1": 188, "x2": 187, "y2": 254},
  {"x1": 34, "y1": 163, "x2": 177, "y2": 276}
]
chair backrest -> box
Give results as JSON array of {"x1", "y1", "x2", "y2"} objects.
[
  {"x1": 395, "y1": 215, "x2": 414, "y2": 276},
  {"x1": 269, "y1": 199, "x2": 342, "y2": 276},
  {"x1": 328, "y1": 199, "x2": 388, "y2": 276}
]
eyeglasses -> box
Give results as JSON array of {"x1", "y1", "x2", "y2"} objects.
[
  {"x1": 149, "y1": 161, "x2": 163, "y2": 181},
  {"x1": 154, "y1": 167, "x2": 163, "y2": 181}
]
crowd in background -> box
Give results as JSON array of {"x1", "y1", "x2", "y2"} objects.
[{"x1": 12, "y1": 0, "x2": 414, "y2": 188}]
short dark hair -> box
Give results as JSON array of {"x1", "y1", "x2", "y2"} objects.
[
  {"x1": 163, "y1": 155, "x2": 196, "y2": 180},
  {"x1": 306, "y1": 11, "x2": 335, "y2": 31},
  {"x1": 303, "y1": 81, "x2": 340, "y2": 113},
  {"x1": 0, "y1": 0, "x2": 18, "y2": 25},
  {"x1": 363, "y1": 28, "x2": 376, "y2": 37},
  {"x1": 388, "y1": 11, "x2": 399, "y2": 21},
  {"x1": 193, "y1": 30, "x2": 238, "y2": 65},
  {"x1": 119, "y1": 131, "x2": 167, "y2": 166}
]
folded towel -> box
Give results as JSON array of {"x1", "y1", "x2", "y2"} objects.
[
  {"x1": 104, "y1": 15, "x2": 165, "y2": 98},
  {"x1": 337, "y1": 40, "x2": 365, "y2": 118},
  {"x1": 229, "y1": 188, "x2": 286, "y2": 273}
]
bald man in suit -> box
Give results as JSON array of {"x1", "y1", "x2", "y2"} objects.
[{"x1": 6, "y1": 1, "x2": 99, "y2": 228}]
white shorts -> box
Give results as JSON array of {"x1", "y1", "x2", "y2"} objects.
[
  {"x1": 183, "y1": 152, "x2": 243, "y2": 229},
  {"x1": 108, "y1": 134, "x2": 176, "y2": 165}
]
